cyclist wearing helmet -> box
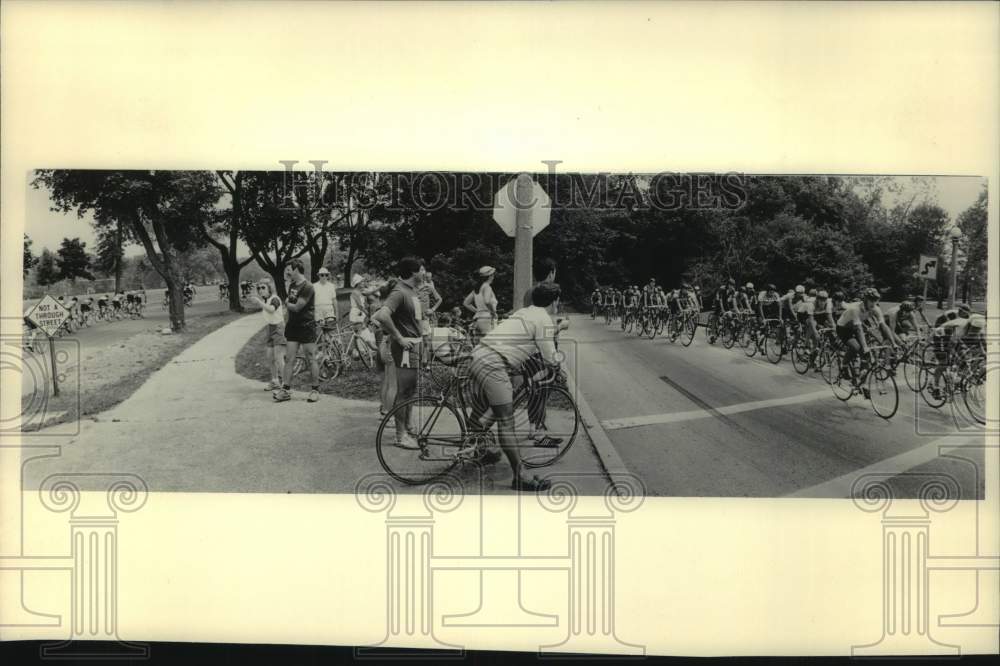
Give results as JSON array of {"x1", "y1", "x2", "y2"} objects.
[
  {"x1": 928, "y1": 310, "x2": 985, "y2": 400},
  {"x1": 933, "y1": 303, "x2": 971, "y2": 328},
  {"x1": 884, "y1": 300, "x2": 917, "y2": 337},
  {"x1": 758, "y1": 283, "x2": 782, "y2": 321},
  {"x1": 835, "y1": 288, "x2": 902, "y2": 386},
  {"x1": 912, "y1": 294, "x2": 932, "y2": 332},
  {"x1": 831, "y1": 291, "x2": 847, "y2": 320},
  {"x1": 810, "y1": 290, "x2": 834, "y2": 330}
]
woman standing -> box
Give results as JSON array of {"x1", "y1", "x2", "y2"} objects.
[
  {"x1": 463, "y1": 266, "x2": 498, "y2": 340},
  {"x1": 374, "y1": 278, "x2": 398, "y2": 416},
  {"x1": 249, "y1": 279, "x2": 286, "y2": 391}
]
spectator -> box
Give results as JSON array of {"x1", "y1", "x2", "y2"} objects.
[
  {"x1": 418, "y1": 271, "x2": 443, "y2": 363},
  {"x1": 249, "y1": 279, "x2": 286, "y2": 391},
  {"x1": 313, "y1": 267, "x2": 338, "y2": 326},
  {"x1": 522, "y1": 257, "x2": 558, "y2": 308},
  {"x1": 374, "y1": 278, "x2": 398, "y2": 416},
  {"x1": 463, "y1": 266, "x2": 498, "y2": 339},
  {"x1": 349, "y1": 274, "x2": 379, "y2": 353},
  {"x1": 372, "y1": 257, "x2": 427, "y2": 448},
  {"x1": 274, "y1": 258, "x2": 321, "y2": 403},
  {"x1": 468, "y1": 282, "x2": 567, "y2": 491}
]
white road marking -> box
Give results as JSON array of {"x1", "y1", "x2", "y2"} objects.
[
  {"x1": 600, "y1": 389, "x2": 832, "y2": 431},
  {"x1": 786, "y1": 432, "x2": 984, "y2": 498}
]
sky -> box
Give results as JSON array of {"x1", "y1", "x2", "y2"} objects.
[{"x1": 23, "y1": 172, "x2": 987, "y2": 258}]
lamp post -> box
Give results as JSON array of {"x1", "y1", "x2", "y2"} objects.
[{"x1": 948, "y1": 226, "x2": 962, "y2": 310}]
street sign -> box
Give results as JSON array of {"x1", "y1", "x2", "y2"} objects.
[
  {"x1": 25, "y1": 294, "x2": 70, "y2": 337},
  {"x1": 918, "y1": 255, "x2": 938, "y2": 280},
  {"x1": 493, "y1": 178, "x2": 551, "y2": 238}
]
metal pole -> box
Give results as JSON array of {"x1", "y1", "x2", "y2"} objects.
[
  {"x1": 948, "y1": 238, "x2": 959, "y2": 309},
  {"x1": 48, "y1": 336, "x2": 60, "y2": 397},
  {"x1": 512, "y1": 173, "x2": 534, "y2": 310},
  {"x1": 922, "y1": 277, "x2": 928, "y2": 301}
]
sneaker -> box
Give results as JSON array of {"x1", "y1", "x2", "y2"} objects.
[
  {"x1": 307, "y1": 389, "x2": 320, "y2": 402},
  {"x1": 265, "y1": 380, "x2": 280, "y2": 391},
  {"x1": 273, "y1": 388, "x2": 291, "y2": 402}
]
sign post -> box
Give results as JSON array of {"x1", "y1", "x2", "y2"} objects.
[
  {"x1": 24, "y1": 295, "x2": 71, "y2": 397},
  {"x1": 493, "y1": 174, "x2": 552, "y2": 308},
  {"x1": 917, "y1": 254, "x2": 937, "y2": 304}
]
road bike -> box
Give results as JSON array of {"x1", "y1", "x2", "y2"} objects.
[
  {"x1": 294, "y1": 319, "x2": 376, "y2": 382},
  {"x1": 375, "y1": 359, "x2": 580, "y2": 485},
  {"x1": 825, "y1": 345, "x2": 899, "y2": 419},
  {"x1": 916, "y1": 338, "x2": 986, "y2": 425}
]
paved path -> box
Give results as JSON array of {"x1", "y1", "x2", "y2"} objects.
[{"x1": 22, "y1": 314, "x2": 611, "y2": 496}]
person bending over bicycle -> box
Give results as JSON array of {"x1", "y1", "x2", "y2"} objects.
[
  {"x1": 927, "y1": 312, "x2": 985, "y2": 400},
  {"x1": 468, "y1": 282, "x2": 569, "y2": 492},
  {"x1": 835, "y1": 288, "x2": 902, "y2": 397}
]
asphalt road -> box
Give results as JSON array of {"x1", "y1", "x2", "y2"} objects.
[{"x1": 566, "y1": 312, "x2": 986, "y2": 499}]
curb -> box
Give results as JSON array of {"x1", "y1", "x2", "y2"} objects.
[{"x1": 563, "y1": 366, "x2": 636, "y2": 495}]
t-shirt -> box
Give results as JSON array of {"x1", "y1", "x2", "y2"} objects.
[
  {"x1": 286, "y1": 279, "x2": 315, "y2": 328},
  {"x1": 383, "y1": 281, "x2": 423, "y2": 340},
  {"x1": 836, "y1": 302, "x2": 885, "y2": 329},
  {"x1": 480, "y1": 305, "x2": 558, "y2": 369},
  {"x1": 261, "y1": 294, "x2": 284, "y2": 326},
  {"x1": 312, "y1": 281, "x2": 338, "y2": 321}
]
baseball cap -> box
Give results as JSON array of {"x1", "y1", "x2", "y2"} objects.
[{"x1": 318, "y1": 268, "x2": 330, "y2": 276}]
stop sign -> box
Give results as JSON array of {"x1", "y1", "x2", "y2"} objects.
[{"x1": 492, "y1": 178, "x2": 551, "y2": 238}]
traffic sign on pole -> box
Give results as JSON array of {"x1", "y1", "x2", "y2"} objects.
[
  {"x1": 917, "y1": 254, "x2": 938, "y2": 281},
  {"x1": 493, "y1": 177, "x2": 551, "y2": 238},
  {"x1": 24, "y1": 294, "x2": 70, "y2": 396}
]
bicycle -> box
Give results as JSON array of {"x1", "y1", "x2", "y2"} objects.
[
  {"x1": 375, "y1": 358, "x2": 580, "y2": 485},
  {"x1": 826, "y1": 345, "x2": 899, "y2": 419},
  {"x1": 294, "y1": 319, "x2": 376, "y2": 382}
]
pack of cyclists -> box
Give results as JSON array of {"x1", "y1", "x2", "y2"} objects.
[{"x1": 591, "y1": 278, "x2": 987, "y2": 415}]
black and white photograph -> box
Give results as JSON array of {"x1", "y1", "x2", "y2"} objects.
[
  {"x1": 17, "y1": 169, "x2": 990, "y2": 497},
  {"x1": 2, "y1": 0, "x2": 997, "y2": 661}
]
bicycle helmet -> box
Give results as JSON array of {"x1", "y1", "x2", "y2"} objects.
[
  {"x1": 899, "y1": 300, "x2": 913, "y2": 312},
  {"x1": 808, "y1": 288, "x2": 817, "y2": 297},
  {"x1": 727, "y1": 277, "x2": 736, "y2": 285},
  {"x1": 795, "y1": 285, "x2": 805, "y2": 294},
  {"x1": 832, "y1": 290, "x2": 845, "y2": 301},
  {"x1": 766, "y1": 283, "x2": 777, "y2": 292},
  {"x1": 817, "y1": 290, "x2": 829, "y2": 299},
  {"x1": 914, "y1": 294, "x2": 925, "y2": 303},
  {"x1": 958, "y1": 303, "x2": 971, "y2": 317},
  {"x1": 862, "y1": 287, "x2": 880, "y2": 301},
  {"x1": 746, "y1": 282, "x2": 754, "y2": 290}
]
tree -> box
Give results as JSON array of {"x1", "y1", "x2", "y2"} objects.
[
  {"x1": 210, "y1": 171, "x2": 259, "y2": 312},
  {"x1": 23, "y1": 235, "x2": 37, "y2": 275},
  {"x1": 957, "y1": 188, "x2": 987, "y2": 303},
  {"x1": 238, "y1": 171, "x2": 311, "y2": 299},
  {"x1": 56, "y1": 237, "x2": 95, "y2": 282},
  {"x1": 33, "y1": 170, "x2": 219, "y2": 331},
  {"x1": 35, "y1": 248, "x2": 60, "y2": 286},
  {"x1": 93, "y1": 221, "x2": 128, "y2": 291}
]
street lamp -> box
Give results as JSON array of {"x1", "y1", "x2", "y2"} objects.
[{"x1": 948, "y1": 226, "x2": 962, "y2": 310}]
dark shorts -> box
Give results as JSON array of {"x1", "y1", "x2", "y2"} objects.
[
  {"x1": 285, "y1": 320, "x2": 317, "y2": 344},
  {"x1": 389, "y1": 340, "x2": 423, "y2": 370},
  {"x1": 836, "y1": 324, "x2": 856, "y2": 346},
  {"x1": 796, "y1": 312, "x2": 809, "y2": 326},
  {"x1": 265, "y1": 323, "x2": 286, "y2": 347}
]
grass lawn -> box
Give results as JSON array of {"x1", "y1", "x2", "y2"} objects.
[{"x1": 20, "y1": 311, "x2": 242, "y2": 431}]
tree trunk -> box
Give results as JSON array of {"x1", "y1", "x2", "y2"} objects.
[
  {"x1": 224, "y1": 258, "x2": 244, "y2": 313},
  {"x1": 308, "y1": 235, "x2": 328, "y2": 282},
  {"x1": 268, "y1": 267, "x2": 288, "y2": 300},
  {"x1": 343, "y1": 242, "x2": 357, "y2": 286},
  {"x1": 114, "y1": 218, "x2": 123, "y2": 292}
]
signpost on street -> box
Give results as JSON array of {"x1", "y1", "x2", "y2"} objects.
[
  {"x1": 493, "y1": 174, "x2": 552, "y2": 307},
  {"x1": 917, "y1": 254, "x2": 938, "y2": 301},
  {"x1": 24, "y1": 294, "x2": 70, "y2": 396}
]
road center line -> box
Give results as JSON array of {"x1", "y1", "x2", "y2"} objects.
[{"x1": 600, "y1": 389, "x2": 832, "y2": 431}]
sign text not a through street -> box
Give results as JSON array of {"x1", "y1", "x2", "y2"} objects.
[{"x1": 26, "y1": 294, "x2": 71, "y2": 337}]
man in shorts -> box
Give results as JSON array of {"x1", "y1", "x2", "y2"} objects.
[
  {"x1": 274, "y1": 259, "x2": 320, "y2": 403},
  {"x1": 469, "y1": 282, "x2": 568, "y2": 492},
  {"x1": 372, "y1": 256, "x2": 427, "y2": 449}
]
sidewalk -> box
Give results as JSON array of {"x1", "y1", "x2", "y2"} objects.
[{"x1": 22, "y1": 315, "x2": 611, "y2": 496}]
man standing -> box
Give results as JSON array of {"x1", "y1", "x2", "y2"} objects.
[
  {"x1": 522, "y1": 257, "x2": 557, "y2": 308},
  {"x1": 274, "y1": 259, "x2": 321, "y2": 403},
  {"x1": 417, "y1": 271, "x2": 443, "y2": 364},
  {"x1": 372, "y1": 257, "x2": 427, "y2": 450},
  {"x1": 313, "y1": 266, "x2": 338, "y2": 326}
]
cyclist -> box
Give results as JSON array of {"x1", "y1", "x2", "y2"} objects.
[
  {"x1": 884, "y1": 300, "x2": 917, "y2": 337},
  {"x1": 590, "y1": 287, "x2": 602, "y2": 317},
  {"x1": 468, "y1": 282, "x2": 567, "y2": 492},
  {"x1": 757, "y1": 283, "x2": 782, "y2": 320},
  {"x1": 912, "y1": 294, "x2": 932, "y2": 333},
  {"x1": 927, "y1": 310, "x2": 983, "y2": 401},
  {"x1": 933, "y1": 303, "x2": 971, "y2": 328},
  {"x1": 97, "y1": 293, "x2": 109, "y2": 320},
  {"x1": 835, "y1": 288, "x2": 901, "y2": 396},
  {"x1": 111, "y1": 291, "x2": 123, "y2": 319},
  {"x1": 182, "y1": 282, "x2": 194, "y2": 305},
  {"x1": 79, "y1": 295, "x2": 93, "y2": 326},
  {"x1": 831, "y1": 290, "x2": 847, "y2": 321}
]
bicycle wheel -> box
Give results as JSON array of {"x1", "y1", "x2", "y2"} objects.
[
  {"x1": 721, "y1": 319, "x2": 735, "y2": 348},
  {"x1": 681, "y1": 315, "x2": 697, "y2": 346},
  {"x1": 764, "y1": 326, "x2": 783, "y2": 364},
  {"x1": 519, "y1": 384, "x2": 581, "y2": 469},
  {"x1": 917, "y1": 366, "x2": 948, "y2": 409},
  {"x1": 961, "y1": 364, "x2": 986, "y2": 426},
  {"x1": 790, "y1": 338, "x2": 811, "y2": 375},
  {"x1": 353, "y1": 336, "x2": 375, "y2": 369},
  {"x1": 868, "y1": 367, "x2": 898, "y2": 419},
  {"x1": 375, "y1": 396, "x2": 465, "y2": 484},
  {"x1": 742, "y1": 327, "x2": 758, "y2": 357},
  {"x1": 318, "y1": 346, "x2": 343, "y2": 381},
  {"x1": 704, "y1": 314, "x2": 717, "y2": 344},
  {"x1": 829, "y1": 357, "x2": 855, "y2": 401},
  {"x1": 903, "y1": 347, "x2": 924, "y2": 393}
]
